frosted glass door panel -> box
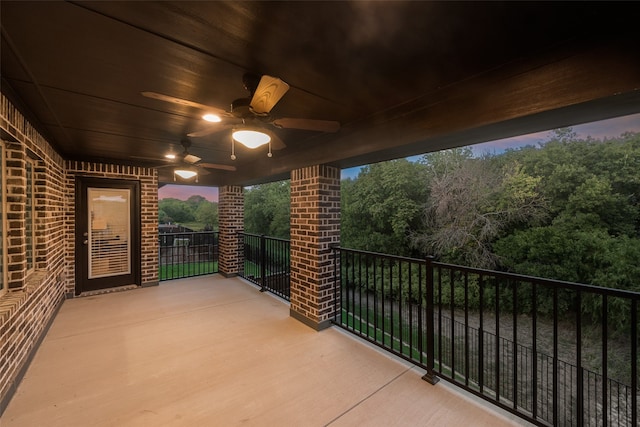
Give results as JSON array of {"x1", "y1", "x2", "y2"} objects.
[{"x1": 88, "y1": 188, "x2": 131, "y2": 279}]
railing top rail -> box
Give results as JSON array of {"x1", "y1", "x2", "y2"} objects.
[
  {"x1": 237, "y1": 232, "x2": 290, "y2": 243},
  {"x1": 333, "y1": 246, "x2": 640, "y2": 299},
  {"x1": 331, "y1": 246, "x2": 425, "y2": 264},
  {"x1": 433, "y1": 260, "x2": 640, "y2": 299},
  {"x1": 159, "y1": 231, "x2": 218, "y2": 237}
]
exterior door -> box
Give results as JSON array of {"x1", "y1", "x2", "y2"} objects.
[{"x1": 75, "y1": 177, "x2": 141, "y2": 295}]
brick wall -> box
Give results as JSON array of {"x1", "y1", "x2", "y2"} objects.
[
  {"x1": 289, "y1": 165, "x2": 340, "y2": 330},
  {"x1": 218, "y1": 186, "x2": 243, "y2": 277},
  {"x1": 0, "y1": 92, "x2": 159, "y2": 414},
  {"x1": 0, "y1": 93, "x2": 67, "y2": 414}
]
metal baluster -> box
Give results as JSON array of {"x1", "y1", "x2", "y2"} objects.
[
  {"x1": 602, "y1": 295, "x2": 608, "y2": 426},
  {"x1": 422, "y1": 256, "x2": 439, "y2": 384},
  {"x1": 631, "y1": 298, "x2": 637, "y2": 427},
  {"x1": 577, "y1": 291, "x2": 583, "y2": 426}
]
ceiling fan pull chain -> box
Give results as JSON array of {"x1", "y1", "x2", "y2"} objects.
[
  {"x1": 267, "y1": 141, "x2": 272, "y2": 158},
  {"x1": 231, "y1": 136, "x2": 237, "y2": 160}
]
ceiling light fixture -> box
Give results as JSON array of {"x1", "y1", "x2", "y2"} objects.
[
  {"x1": 230, "y1": 129, "x2": 273, "y2": 160},
  {"x1": 232, "y1": 129, "x2": 271, "y2": 148},
  {"x1": 165, "y1": 153, "x2": 176, "y2": 159},
  {"x1": 203, "y1": 113, "x2": 221, "y2": 123},
  {"x1": 173, "y1": 168, "x2": 198, "y2": 181}
]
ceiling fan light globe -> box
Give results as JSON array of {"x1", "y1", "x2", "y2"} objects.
[
  {"x1": 232, "y1": 130, "x2": 271, "y2": 148},
  {"x1": 203, "y1": 113, "x2": 221, "y2": 123},
  {"x1": 174, "y1": 169, "x2": 198, "y2": 179}
]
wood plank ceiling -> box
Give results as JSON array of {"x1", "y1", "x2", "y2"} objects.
[{"x1": 2, "y1": 1, "x2": 639, "y2": 186}]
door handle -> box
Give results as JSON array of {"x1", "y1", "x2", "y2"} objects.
[{"x1": 83, "y1": 240, "x2": 88, "y2": 245}]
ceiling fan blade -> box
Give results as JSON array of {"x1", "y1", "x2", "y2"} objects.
[
  {"x1": 265, "y1": 131, "x2": 286, "y2": 150},
  {"x1": 193, "y1": 165, "x2": 210, "y2": 175},
  {"x1": 198, "y1": 162, "x2": 237, "y2": 172},
  {"x1": 272, "y1": 117, "x2": 340, "y2": 133},
  {"x1": 141, "y1": 91, "x2": 229, "y2": 116},
  {"x1": 249, "y1": 75, "x2": 290, "y2": 115},
  {"x1": 183, "y1": 153, "x2": 201, "y2": 164}
]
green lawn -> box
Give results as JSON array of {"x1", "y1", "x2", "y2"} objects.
[
  {"x1": 159, "y1": 261, "x2": 218, "y2": 280},
  {"x1": 241, "y1": 260, "x2": 289, "y2": 278},
  {"x1": 340, "y1": 303, "x2": 429, "y2": 364}
]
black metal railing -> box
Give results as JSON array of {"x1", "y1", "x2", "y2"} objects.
[
  {"x1": 158, "y1": 231, "x2": 218, "y2": 280},
  {"x1": 238, "y1": 233, "x2": 290, "y2": 300},
  {"x1": 332, "y1": 247, "x2": 639, "y2": 427},
  {"x1": 155, "y1": 232, "x2": 638, "y2": 425}
]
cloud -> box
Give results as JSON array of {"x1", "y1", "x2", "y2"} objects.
[
  {"x1": 159, "y1": 185, "x2": 219, "y2": 202},
  {"x1": 471, "y1": 113, "x2": 640, "y2": 156},
  {"x1": 471, "y1": 131, "x2": 550, "y2": 156},
  {"x1": 574, "y1": 113, "x2": 640, "y2": 139}
]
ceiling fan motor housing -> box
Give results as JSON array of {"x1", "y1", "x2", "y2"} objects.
[
  {"x1": 242, "y1": 73, "x2": 261, "y2": 94},
  {"x1": 230, "y1": 97, "x2": 252, "y2": 116},
  {"x1": 232, "y1": 73, "x2": 262, "y2": 116}
]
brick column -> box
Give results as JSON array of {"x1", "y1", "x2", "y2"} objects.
[
  {"x1": 290, "y1": 165, "x2": 340, "y2": 330},
  {"x1": 218, "y1": 185, "x2": 243, "y2": 277}
]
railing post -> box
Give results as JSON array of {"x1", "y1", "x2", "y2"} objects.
[
  {"x1": 260, "y1": 234, "x2": 267, "y2": 292},
  {"x1": 423, "y1": 255, "x2": 440, "y2": 385},
  {"x1": 576, "y1": 291, "x2": 584, "y2": 426},
  {"x1": 331, "y1": 244, "x2": 339, "y2": 324},
  {"x1": 236, "y1": 232, "x2": 241, "y2": 276},
  {"x1": 631, "y1": 297, "x2": 637, "y2": 427}
]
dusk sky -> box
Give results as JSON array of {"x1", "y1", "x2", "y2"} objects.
[
  {"x1": 158, "y1": 185, "x2": 219, "y2": 202},
  {"x1": 159, "y1": 112, "x2": 640, "y2": 201},
  {"x1": 342, "y1": 112, "x2": 640, "y2": 179}
]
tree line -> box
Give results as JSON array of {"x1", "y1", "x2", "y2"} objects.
[
  {"x1": 244, "y1": 129, "x2": 640, "y2": 294},
  {"x1": 159, "y1": 195, "x2": 218, "y2": 231},
  {"x1": 244, "y1": 180, "x2": 290, "y2": 239}
]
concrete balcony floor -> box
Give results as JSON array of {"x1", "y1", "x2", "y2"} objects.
[{"x1": 3, "y1": 276, "x2": 526, "y2": 426}]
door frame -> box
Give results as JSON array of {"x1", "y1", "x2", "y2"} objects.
[{"x1": 75, "y1": 177, "x2": 141, "y2": 295}]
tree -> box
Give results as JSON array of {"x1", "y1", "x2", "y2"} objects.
[
  {"x1": 420, "y1": 146, "x2": 474, "y2": 178},
  {"x1": 195, "y1": 201, "x2": 218, "y2": 230},
  {"x1": 158, "y1": 191, "x2": 221, "y2": 229},
  {"x1": 158, "y1": 198, "x2": 195, "y2": 223},
  {"x1": 341, "y1": 159, "x2": 428, "y2": 256},
  {"x1": 244, "y1": 181, "x2": 290, "y2": 238},
  {"x1": 494, "y1": 224, "x2": 640, "y2": 293},
  {"x1": 159, "y1": 208, "x2": 172, "y2": 224},
  {"x1": 493, "y1": 130, "x2": 640, "y2": 290},
  {"x1": 186, "y1": 195, "x2": 207, "y2": 211},
  {"x1": 414, "y1": 151, "x2": 546, "y2": 269},
  {"x1": 512, "y1": 130, "x2": 640, "y2": 235}
]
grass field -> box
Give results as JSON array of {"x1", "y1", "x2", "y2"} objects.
[{"x1": 159, "y1": 261, "x2": 218, "y2": 280}]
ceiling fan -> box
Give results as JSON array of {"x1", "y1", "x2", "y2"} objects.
[
  {"x1": 142, "y1": 73, "x2": 341, "y2": 150},
  {"x1": 153, "y1": 137, "x2": 236, "y2": 181}
]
